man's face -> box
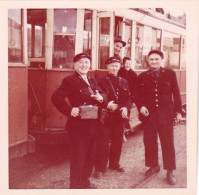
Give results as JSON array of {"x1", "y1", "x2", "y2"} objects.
[
  {"x1": 74, "y1": 57, "x2": 91, "y2": 75},
  {"x1": 114, "y1": 42, "x2": 123, "y2": 55},
  {"x1": 124, "y1": 60, "x2": 132, "y2": 71},
  {"x1": 107, "y1": 62, "x2": 121, "y2": 76},
  {"x1": 147, "y1": 53, "x2": 162, "y2": 71}
]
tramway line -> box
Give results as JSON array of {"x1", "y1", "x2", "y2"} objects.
[{"x1": 8, "y1": 8, "x2": 186, "y2": 159}]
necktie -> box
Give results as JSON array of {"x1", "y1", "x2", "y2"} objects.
[{"x1": 81, "y1": 75, "x2": 90, "y2": 86}]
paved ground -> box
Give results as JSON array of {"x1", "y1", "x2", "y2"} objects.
[{"x1": 9, "y1": 123, "x2": 186, "y2": 189}]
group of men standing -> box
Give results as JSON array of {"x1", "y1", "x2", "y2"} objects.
[{"x1": 51, "y1": 36, "x2": 183, "y2": 189}]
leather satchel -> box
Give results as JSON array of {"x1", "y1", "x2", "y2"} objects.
[
  {"x1": 99, "y1": 108, "x2": 110, "y2": 124},
  {"x1": 79, "y1": 105, "x2": 98, "y2": 119}
]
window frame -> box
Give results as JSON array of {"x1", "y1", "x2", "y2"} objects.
[{"x1": 8, "y1": 9, "x2": 25, "y2": 66}]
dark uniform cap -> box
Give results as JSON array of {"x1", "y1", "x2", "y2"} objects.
[
  {"x1": 114, "y1": 36, "x2": 126, "y2": 47},
  {"x1": 73, "y1": 53, "x2": 91, "y2": 62},
  {"x1": 148, "y1": 50, "x2": 164, "y2": 59},
  {"x1": 105, "y1": 56, "x2": 121, "y2": 65}
]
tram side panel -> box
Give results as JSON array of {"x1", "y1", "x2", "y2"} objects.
[
  {"x1": 45, "y1": 70, "x2": 73, "y2": 130},
  {"x1": 45, "y1": 70, "x2": 96, "y2": 130},
  {"x1": 9, "y1": 66, "x2": 29, "y2": 158},
  {"x1": 28, "y1": 69, "x2": 47, "y2": 131}
]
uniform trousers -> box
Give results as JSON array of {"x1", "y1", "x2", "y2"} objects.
[
  {"x1": 95, "y1": 115, "x2": 124, "y2": 172},
  {"x1": 142, "y1": 110, "x2": 176, "y2": 170},
  {"x1": 68, "y1": 119, "x2": 97, "y2": 188}
]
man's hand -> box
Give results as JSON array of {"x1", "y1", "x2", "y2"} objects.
[
  {"x1": 91, "y1": 90, "x2": 103, "y2": 103},
  {"x1": 71, "y1": 107, "x2": 80, "y2": 117},
  {"x1": 120, "y1": 107, "x2": 128, "y2": 118},
  {"x1": 176, "y1": 113, "x2": 182, "y2": 123},
  {"x1": 107, "y1": 100, "x2": 118, "y2": 111},
  {"x1": 140, "y1": 106, "x2": 149, "y2": 116}
]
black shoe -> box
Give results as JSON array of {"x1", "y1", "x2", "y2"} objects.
[
  {"x1": 145, "y1": 165, "x2": 160, "y2": 177},
  {"x1": 93, "y1": 171, "x2": 102, "y2": 179},
  {"x1": 109, "y1": 165, "x2": 125, "y2": 172},
  {"x1": 166, "y1": 171, "x2": 176, "y2": 185}
]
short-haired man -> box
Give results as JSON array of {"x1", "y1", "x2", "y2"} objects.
[
  {"x1": 137, "y1": 50, "x2": 182, "y2": 185},
  {"x1": 51, "y1": 53, "x2": 106, "y2": 189}
]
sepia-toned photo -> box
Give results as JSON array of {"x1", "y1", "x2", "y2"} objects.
[{"x1": 1, "y1": 1, "x2": 198, "y2": 195}]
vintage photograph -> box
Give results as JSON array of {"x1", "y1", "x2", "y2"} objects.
[
  {"x1": 4, "y1": 1, "x2": 198, "y2": 193},
  {"x1": 8, "y1": 7, "x2": 188, "y2": 189}
]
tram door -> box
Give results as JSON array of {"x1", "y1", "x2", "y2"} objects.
[
  {"x1": 97, "y1": 11, "x2": 115, "y2": 69},
  {"x1": 27, "y1": 9, "x2": 47, "y2": 130}
]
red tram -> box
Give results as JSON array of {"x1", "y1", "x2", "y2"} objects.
[{"x1": 8, "y1": 8, "x2": 186, "y2": 159}]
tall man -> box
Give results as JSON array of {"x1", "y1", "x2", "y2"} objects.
[
  {"x1": 137, "y1": 50, "x2": 182, "y2": 185},
  {"x1": 94, "y1": 56, "x2": 131, "y2": 178},
  {"x1": 51, "y1": 53, "x2": 106, "y2": 189}
]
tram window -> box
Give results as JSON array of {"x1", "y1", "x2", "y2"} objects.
[
  {"x1": 34, "y1": 26, "x2": 43, "y2": 57},
  {"x1": 115, "y1": 16, "x2": 123, "y2": 36},
  {"x1": 99, "y1": 17, "x2": 110, "y2": 69},
  {"x1": 135, "y1": 23, "x2": 161, "y2": 69},
  {"x1": 27, "y1": 9, "x2": 46, "y2": 60},
  {"x1": 27, "y1": 24, "x2": 32, "y2": 57},
  {"x1": 124, "y1": 19, "x2": 132, "y2": 57},
  {"x1": 8, "y1": 9, "x2": 22, "y2": 63},
  {"x1": 162, "y1": 31, "x2": 181, "y2": 69},
  {"x1": 83, "y1": 10, "x2": 92, "y2": 55},
  {"x1": 53, "y1": 9, "x2": 77, "y2": 69},
  {"x1": 181, "y1": 37, "x2": 186, "y2": 69}
]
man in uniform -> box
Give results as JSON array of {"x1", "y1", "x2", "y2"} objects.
[
  {"x1": 94, "y1": 56, "x2": 131, "y2": 178},
  {"x1": 51, "y1": 53, "x2": 106, "y2": 189},
  {"x1": 136, "y1": 50, "x2": 182, "y2": 185}
]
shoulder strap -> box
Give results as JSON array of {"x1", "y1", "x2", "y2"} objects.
[{"x1": 106, "y1": 76, "x2": 119, "y2": 103}]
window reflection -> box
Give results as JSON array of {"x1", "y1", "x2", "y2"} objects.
[
  {"x1": 35, "y1": 25, "x2": 43, "y2": 57},
  {"x1": 124, "y1": 20, "x2": 132, "y2": 57},
  {"x1": 53, "y1": 9, "x2": 77, "y2": 69},
  {"x1": 8, "y1": 9, "x2": 22, "y2": 63},
  {"x1": 99, "y1": 17, "x2": 110, "y2": 69},
  {"x1": 181, "y1": 38, "x2": 186, "y2": 69},
  {"x1": 27, "y1": 9, "x2": 46, "y2": 60},
  {"x1": 27, "y1": 24, "x2": 32, "y2": 57},
  {"x1": 135, "y1": 24, "x2": 161, "y2": 69},
  {"x1": 83, "y1": 10, "x2": 92, "y2": 55},
  {"x1": 162, "y1": 31, "x2": 181, "y2": 69}
]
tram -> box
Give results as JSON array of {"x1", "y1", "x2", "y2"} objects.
[{"x1": 8, "y1": 8, "x2": 186, "y2": 159}]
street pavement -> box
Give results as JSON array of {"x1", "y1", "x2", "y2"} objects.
[{"x1": 9, "y1": 123, "x2": 186, "y2": 189}]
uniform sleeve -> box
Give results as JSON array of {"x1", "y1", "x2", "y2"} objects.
[
  {"x1": 92, "y1": 78, "x2": 108, "y2": 107},
  {"x1": 120, "y1": 79, "x2": 131, "y2": 111},
  {"x1": 171, "y1": 71, "x2": 182, "y2": 114},
  {"x1": 51, "y1": 77, "x2": 73, "y2": 116},
  {"x1": 96, "y1": 77, "x2": 109, "y2": 108}
]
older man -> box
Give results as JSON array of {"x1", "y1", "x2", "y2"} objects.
[
  {"x1": 93, "y1": 56, "x2": 131, "y2": 178},
  {"x1": 137, "y1": 50, "x2": 182, "y2": 185},
  {"x1": 51, "y1": 53, "x2": 106, "y2": 189}
]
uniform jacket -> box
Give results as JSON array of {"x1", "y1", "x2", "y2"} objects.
[
  {"x1": 97, "y1": 74, "x2": 131, "y2": 118},
  {"x1": 118, "y1": 67, "x2": 137, "y2": 102},
  {"x1": 51, "y1": 71, "x2": 107, "y2": 120},
  {"x1": 136, "y1": 67, "x2": 182, "y2": 121}
]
